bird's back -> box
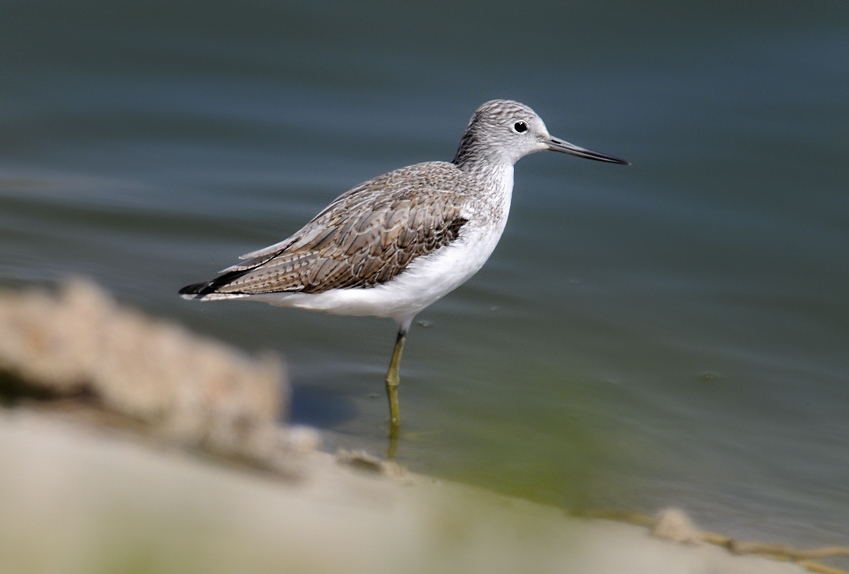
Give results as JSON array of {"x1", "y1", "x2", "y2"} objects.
[{"x1": 180, "y1": 161, "x2": 479, "y2": 299}]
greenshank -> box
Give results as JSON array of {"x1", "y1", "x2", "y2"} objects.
[{"x1": 180, "y1": 100, "x2": 628, "y2": 434}]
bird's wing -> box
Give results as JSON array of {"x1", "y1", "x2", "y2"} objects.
[{"x1": 181, "y1": 162, "x2": 471, "y2": 297}]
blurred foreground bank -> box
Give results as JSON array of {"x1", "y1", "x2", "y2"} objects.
[{"x1": 0, "y1": 280, "x2": 830, "y2": 574}]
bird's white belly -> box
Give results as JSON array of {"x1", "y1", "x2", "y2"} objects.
[{"x1": 250, "y1": 223, "x2": 504, "y2": 325}]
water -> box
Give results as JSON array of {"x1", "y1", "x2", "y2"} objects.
[{"x1": 2, "y1": 0, "x2": 848, "y2": 555}]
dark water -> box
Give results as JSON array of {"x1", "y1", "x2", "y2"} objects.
[{"x1": 2, "y1": 0, "x2": 848, "y2": 553}]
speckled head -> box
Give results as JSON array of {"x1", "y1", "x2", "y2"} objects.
[{"x1": 452, "y1": 99, "x2": 629, "y2": 170}]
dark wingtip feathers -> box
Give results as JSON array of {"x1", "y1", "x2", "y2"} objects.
[
  {"x1": 178, "y1": 268, "x2": 252, "y2": 298},
  {"x1": 178, "y1": 281, "x2": 212, "y2": 297}
]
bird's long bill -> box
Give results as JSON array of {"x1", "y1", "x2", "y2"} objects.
[{"x1": 546, "y1": 136, "x2": 629, "y2": 165}]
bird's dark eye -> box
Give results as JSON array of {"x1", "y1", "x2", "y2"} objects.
[{"x1": 513, "y1": 121, "x2": 528, "y2": 133}]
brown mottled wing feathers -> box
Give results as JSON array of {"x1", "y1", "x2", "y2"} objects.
[{"x1": 196, "y1": 163, "x2": 470, "y2": 296}]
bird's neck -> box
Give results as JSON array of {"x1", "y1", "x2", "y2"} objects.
[
  {"x1": 453, "y1": 155, "x2": 515, "y2": 231},
  {"x1": 455, "y1": 154, "x2": 515, "y2": 200}
]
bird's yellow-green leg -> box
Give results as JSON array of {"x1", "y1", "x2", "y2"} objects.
[{"x1": 385, "y1": 327, "x2": 406, "y2": 433}]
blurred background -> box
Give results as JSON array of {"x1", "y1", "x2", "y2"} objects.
[{"x1": 1, "y1": 0, "x2": 847, "y2": 551}]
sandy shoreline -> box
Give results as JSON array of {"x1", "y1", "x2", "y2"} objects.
[
  {"x1": 0, "y1": 280, "x2": 838, "y2": 573},
  {"x1": 0, "y1": 408, "x2": 811, "y2": 574}
]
